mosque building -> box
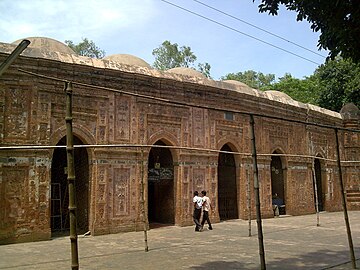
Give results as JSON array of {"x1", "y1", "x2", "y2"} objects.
[{"x1": 0, "y1": 37, "x2": 359, "y2": 244}]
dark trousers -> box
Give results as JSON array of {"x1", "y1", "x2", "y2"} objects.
[
  {"x1": 201, "y1": 210, "x2": 212, "y2": 229},
  {"x1": 193, "y1": 208, "x2": 202, "y2": 231}
]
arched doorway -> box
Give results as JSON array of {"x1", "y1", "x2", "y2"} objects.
[
  {"x1": 271, "y1": 152, "x2": 286, "y2": 214},
  {"x1": 218, "y1": 144, "x2": 238, "y2": 220},
  {"x1": 147, "y1": 140, "x2": 174, "y2": 226},
  {"x1": 313, "y1": 158, "x2": 324, "y2": 211},
  {"x1": 50, "y1": 136, "x2": 89, "y2": 235}
]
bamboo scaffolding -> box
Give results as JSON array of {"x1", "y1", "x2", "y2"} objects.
[
  {"x1": 64, "y1": 82, "x2": 79, "y2": 269},
  {"x1": 9, "y1": 67, "x2": 358, "y2": 270}
]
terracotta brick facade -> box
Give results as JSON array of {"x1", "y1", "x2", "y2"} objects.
[{"x1": 0, "y1": 38, "x2": 359, "y2": 244}]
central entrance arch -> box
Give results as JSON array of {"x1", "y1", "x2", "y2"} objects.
[
  {"x1": 271, "y1": 152, "x2": 286, "y2": 215},
  {"x1": 147, "y1": 140, "x2": 174, "y2": 226},
  {"x1": 50, "y1": 136, "x2": 89, "y2": 236},
  {"x1": 218, "y1": 144, "x2": 238, "y2": 220}
]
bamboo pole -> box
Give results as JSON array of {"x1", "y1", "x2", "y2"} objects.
[
  {"x1": 335, "y1": 129, "x2": 356, "y2": 269},
  {"x1": 140, "y1": 148, "x2": 149, "y2": 252},
  {"x1": 64, "y1": 81, "x2": 79, "y2": 269},
  {"x1": 247, "y1": 167, "x2": 252, "y2": 237},
  {"x1": 249, "y1": 114, "x2": 266, "y2": 270},
  {"x1": 0, "y1": 143, "x2": 358, "y2": 165},
  {"x1": 19, "y1": 68, "x2": 360, "y2": 134},
  {"x1": 311, "y1": 162, "x2": 320, "y2": 226},
  {"x1": 0, "y1": 39, "x2": 30, "y2": 76}
]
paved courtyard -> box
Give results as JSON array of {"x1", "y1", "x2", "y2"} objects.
[{"x1": 1, "y1": 211, "x2": 360, "y2": 269}]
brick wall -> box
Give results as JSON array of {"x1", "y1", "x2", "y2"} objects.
[{"x1": 0, "y1": 51, "x2": 358, "y2": 244}]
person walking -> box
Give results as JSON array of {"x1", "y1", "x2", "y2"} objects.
[
  {"x1": 201, "y1": 190, "x2": 212, "y2": 231},
  {"x1": 193, "y1": 191, "x2": 203, "y2": 232}
]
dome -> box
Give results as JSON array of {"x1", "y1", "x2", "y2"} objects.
[
  {"x1": 12, "y1": 37, "x2": 76, "y2": 54},
  {"x1": 166, "y1": 67, "x2": 206, "y2": 79},
  {"x1": 221, "y1": 79, "x2": 258, "y2": 96},
  {"x1": 104, "y1": 54, "x2": 151, "y2": 68},
  {"x1": 222, "y1": 80, "x2": 249, "y2": 87},
  {"x1": 340, "y1": 103, "x2": 360, "y2": 120},
  {"x1": 265, "y1": 90, "x2": 293, "y2": 100},
  {"x1": 340, "y1": 103, "x2": 360, "y2": 114}
]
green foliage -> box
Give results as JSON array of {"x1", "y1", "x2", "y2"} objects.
[
  {"x1": 221, "y1": 70, "x2": 275, "y2": 90},
  {"x1": 315, "y1": 58, "x2": 360, "y2": 112},
  {"x1": 152, "y1": 40, "x2": 211, "y2": 78},
  {"x1": 65, "y1": 38, "x2": 105, "y2": 59},
  {"x1": 221, "y1": 58, "x2": 359, "y2": 112},
  {"x1": 271, "y1": 73, "x2": 319, "y2": 104},
  {"x1": 254, "y1": 0, "x2": 360, "y2": 62},
  {"x1": 152, "y1": 41, "x2": 196, "y2": 70},
  {"x1": 197, "y1": 62, "x2": 212, "y2": 79}
]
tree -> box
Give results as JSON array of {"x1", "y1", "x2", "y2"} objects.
[
  {"x1": 270, "y1": 59, "x2": 360, "y2": 111},
  {"x1": 222, "y1": 59, "x2": 359, "y2": 112},
  {"x1": 65, "y1": 38, "x2": 105, "y2": 58},
  {"x1": 270, "y1": 73, "x2": 319, "y2": 104},
  {"x1": 314, "y1": 58, "x2": 360, "y2": 112},
  {"x1": 254, "y1": 0, "x2": 360, "y2": 62},
  {"x1": 152, "y1": 41, "x2": 196, "y2": 70},
  {"x1": 221, "y1": 70, "x2": 275, "y2": 89},
  {"x1": 197, "y1": 62, "x2": 212, "y2": 79},
  {"x1": 152, "y1": 40, "x2": 211, "y2": 78}
]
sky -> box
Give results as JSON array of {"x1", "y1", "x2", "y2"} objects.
[{"x1": 0, "y1": 0, "x2": 328, "y2": 81}]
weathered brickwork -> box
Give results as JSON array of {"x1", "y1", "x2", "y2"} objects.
[{"x1": 0, "y1": 38, "x2": 359, "y2": 244}]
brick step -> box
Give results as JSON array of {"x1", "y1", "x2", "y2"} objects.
[
  {"x1": 346, "y1": 194, "x2": 360, "y2": 197},
  {"x1": 346, "y1": 190, "x2": 360, "y2": 202},
  {"x1": 346, "y1": 190, "x2": 360, "y2": 193}
]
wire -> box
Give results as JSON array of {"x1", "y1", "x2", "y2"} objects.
[
  {"x1": 160, "y1": 0, "x2": 322, "y2": 65},
  {"x1": 192, "y1": 0, "x2": 326, "y2": 59},
  {"x1": 13, "y1": 69, "x2": 360, "y2": 164},
  {"x1": 3, "y1": 143, "x2": 360, "y2": 163},
  {"x1": 19, "y1": 68, "x2": 360, "y2": 134}
]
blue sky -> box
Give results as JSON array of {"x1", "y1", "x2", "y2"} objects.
[{"x1": 0, "y1": 0, "x2": 327, "y2": 80}]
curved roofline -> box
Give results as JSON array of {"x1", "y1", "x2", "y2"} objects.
[
  {"x1": 0, "y1": 38, "x2": 342, "y2": 119},
  {"x1": 13, "y1": 37, "x2": 76, "y2": 55},
  {"x1": 104, "y1": 54, "x2": 151, "y2": 68},
  {"x1": 166, "y1": 67, "x2": 206, "y2": 79}
]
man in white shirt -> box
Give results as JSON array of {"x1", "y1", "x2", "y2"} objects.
[
  {"x1": 193, "y1": 191, "x2": 203, "y2": 232},
  {"x1": 201, "y1": 190, "x2": 213, "y2": 230}
]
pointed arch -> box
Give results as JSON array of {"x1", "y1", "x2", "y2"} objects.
[
  {"x1": 147, "y1": 131, "x2": 179, "y2": 164},
  {"x1": 147, "y1": 139, "x2": 175, "y2": 226},
  {"x1": 50, "y1": 135, "x2": 89, "y2": 235},
  {"x1": 218, "y1": 143, "x2": 239, "y2": 220},
  {"x1": 50, "y1": 124, "x2": 96, "y2": 147},
  {"x1": 270, "y1": 149, "x2": 287, "y2": 215}
]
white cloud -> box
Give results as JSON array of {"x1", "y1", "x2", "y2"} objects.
[{"x1": 0, "y1": 0, "x2": 156, "y2": 43}]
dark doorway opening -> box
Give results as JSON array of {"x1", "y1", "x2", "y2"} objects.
[
  {"x1": 218, "y1": 144, "x2": 238, "y2": 220},
  {"x1": 147, "y1": 140, "x2": 174, "y2": 227},
  {"x1": 50, "y1": 136, "x2": 89, "y2": 236},
  {"x1": 313, "y1": 158, "x2": 324, "y2": 212},
  {"x1": 271, "y1": 153, "x2": 286, "y2": 215}
]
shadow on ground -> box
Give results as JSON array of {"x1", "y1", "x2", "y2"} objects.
[
  {"x1": 190, "y1": 248, "x2": 360, "y2": 270},
  {"x1": 190, "y1": 261, "x2": 252, "y2": 270}
]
